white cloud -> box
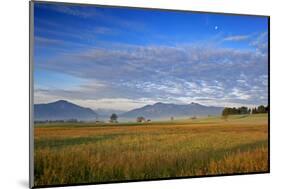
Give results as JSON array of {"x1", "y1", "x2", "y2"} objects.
[
  {"x1": 229, "y1": 88, "x2": 251, "y2": 100},
  {"x1": 35, "y1": 36, "x2": 63, "y2": 46},
  {"x1": 223, "y1": 35, "x2": 250, "y2": 41},
  {"x1": 35, "y1": 42, "x2": 268, "y2": 109},
  {"x1": 250, "y1": 32, "x2": 268, "y2": 55}
]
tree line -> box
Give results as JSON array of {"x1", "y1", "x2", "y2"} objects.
[{"x1": 222, "y1": 105, "x2": 269, "y2": 116}]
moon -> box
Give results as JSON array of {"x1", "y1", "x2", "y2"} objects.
[{"x1": 215, "y1": 26, "x2": 218, "y2": 30}]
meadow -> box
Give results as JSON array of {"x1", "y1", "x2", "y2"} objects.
[{"x1": 34, "y1": 114, "x2": 268, "y2": 186}]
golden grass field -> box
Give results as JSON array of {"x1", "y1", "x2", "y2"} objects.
[{"x1": 34, "y1": 114, "x2": 268, "y2": 186}]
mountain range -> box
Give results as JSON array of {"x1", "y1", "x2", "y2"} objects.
[
  {"x1": 121, "y1": 102, "x2": 223, "y2": 119},
  {"x1": 34, "y1": 100, "x2": 223, "y2": 121}
]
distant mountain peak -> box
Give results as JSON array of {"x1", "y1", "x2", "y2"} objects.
[
  {"x1": 190, "y1": 102, "x2": 201, "y2": 105},
  {"x1": 154, "y1": 102, "x2": 165, "y2": 105},
  {"x1": 52, "y1": 100, "x2": 72, "y2": 104},
  {"x1": 34, "y1": 100, "x2": 97, "y2": 121},
  {"x1": 55, "y1": 100, "x2": 68, "y2": 103}
]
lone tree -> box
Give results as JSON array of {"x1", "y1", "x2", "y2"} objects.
[
  {"x1": 136, "y1": 116, "x2": 146, "y2": 123},
  {"x1": 110, "y1": 113, "x2": 118, "y2": 123}
]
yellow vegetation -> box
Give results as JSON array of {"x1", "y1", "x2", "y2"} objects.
[{"x1": 34, "y1": 114, "x2": 268, "y2": 186}]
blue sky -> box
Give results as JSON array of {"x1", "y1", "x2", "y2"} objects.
[{"x1": 33, "y1": 2, "x2": 268, "y2": 110}]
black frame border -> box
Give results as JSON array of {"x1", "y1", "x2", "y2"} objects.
[{"x1": 29, "y1": 1, "x2": 270, "y2": 188}]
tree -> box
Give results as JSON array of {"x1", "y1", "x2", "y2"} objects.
[
  {"x1": 257, "y1": 105, "x2": 266, "y2": 113},
  {"x1": 239, "y1": 106, "x2": 249, "y2": 114},
  {"x1": 252, "y1": 107, "x2": 257, "y2": 114},
  {"x1": 110, "y1": 113, "x2": 118, "y2": 123},
  {"x1": 265, "y1": 105, "x2": 269, "y2": 113},
  {"x1": 136, "y1": 116, "x2": 145, "y2": 122},
  {"x1": 222, "y1": 106, "x2": 250, "y2": 116},
  {"x1": 222, "y1": 108, "x2": 231, "y2": 120},
  {"x1": 222, "y1": 108, "x2": 231, "y2": 116}
]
